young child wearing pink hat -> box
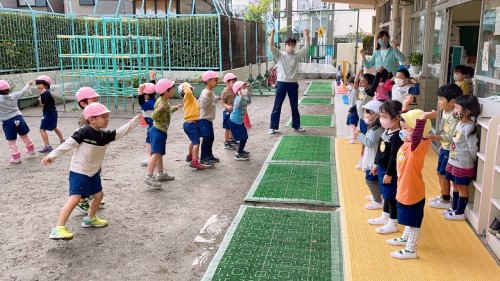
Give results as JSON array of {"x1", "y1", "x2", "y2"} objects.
[
  {"x1": 220, "y1": 73, "x2": 238, "y2": 150},
  {"x1": 0, "y1": 79, "x2": 36, "y2": 164},
  {"x1": 229, "y1": 81, "x2": 252, "y2": 160},
  {"x1": 75, "y1": 86, "x2": 100, "y2": 127},
  {"x1": 36, "y1": 75, "x2": 64, "y2": 153},
  {"x1": 199, "y1": 70, "x2": 221, "y2": 165},
  {"x1": 42, "y1": 103, "x2": 142, "y2": 240},
  {"x1": 137, "y1": 70, "x2": 158, "y2": 166}
]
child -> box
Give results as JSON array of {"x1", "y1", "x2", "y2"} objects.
[
  {"x1": 138, "y1": 80, "x2": 157, "y2": 166},
  {"x1": 354, "y1": 70, "x2": 374, "y2": 169},
  {"x1": 386, "y1": 96, "x2": 432, "y2": 259},
  {"x1": 0, "y1": 80, "x2": 36, "y2": 164},
  {"x1": 74, "y1": 86, "x2": 102, "y2": 213},
  {"x1": 453, "y1": 65, "x2": 469, "y2": 95},
  {"x1": 143, "y1": 78, "x2": 182, "y2": 187},
  {"x1": 368, "y1": 100, "x2": 404, "y2": 234},
  {"x1": 426, "y1": 83, "x2": 463, "y2": 209},
  {"x1": 199, "y1": 70, "x2": 220, "y2": 165},
  {"x1": 221, "y1": 73, "x2": 238, "y2": 149},
  {"x1": 355, "y1": 100, "x2": 384, "y2": 210},
  {"x1": 179, "y1": 82, "x2": 212, "y2": 170},
  {"x1": 36, "y1": 75, "x2": 64, "y2": 153},
  {"x1": 373, "y1": 68, "x2": 390, "y2": 102},
  {"x1": 465, "y1": 66, "x2": 475, "y2": 95},
  {"x1": 443, "y1": 95, "x2": 480, "y2": 220},
  {"x1": 391, "y1": 68, "x2": 414, "y2": 103},
  {"x1": 345, "y1": 77, "x2": 359, "y2": 144},
  {"x1": 229, "y1": 81, "x2": 252, "y2": 160},
  {"x1": 42, "y1": 103, "x2": 141, "y2": 240},
  {"x1": 75, "y1": 87, "x2": 100, "y2": 127}
]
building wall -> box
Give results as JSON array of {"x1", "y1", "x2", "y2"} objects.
[{"x1": 65, "y1": 0, "x2": 133, "y2": 15}]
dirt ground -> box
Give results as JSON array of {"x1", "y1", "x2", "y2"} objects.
[{"x1": 0, "y1": 79, "x2": 336, "y2": 281}]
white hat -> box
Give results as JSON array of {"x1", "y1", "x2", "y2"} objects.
[{"x1": 362, "y1": 100, "x2": 383, "y2": 114}]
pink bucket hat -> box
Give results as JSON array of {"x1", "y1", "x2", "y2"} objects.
[
  {"x1": 202, "y1": 71, "x2": 219, "y2": 82},
  {"x1": 232, "y1": 81, "x2": 246, "y2": 94},
  {"x1": 155, "y1": 78, "x2": 174, "y2": 94},
  {"x1": 83, "y1": 102, "x2": 111, "y2": 120},
  {"x1": 177, "y1": 82, "x2": 193, "y2": 94},
  {"x1": 223, "y1": 73, "x2": 237, "y2": 83},
  {"x1": 36, "y1": 75, "x2": 51, "y2": 85},
  {"x1": 0, "y1": 80, "x2": 11, "y2": 91},
  {"x1": 75, "y1": 87, "x2": 99, "y2": 102},
  {"x1": 143, "y1": 83, "x2": 156, "y2": 94}
]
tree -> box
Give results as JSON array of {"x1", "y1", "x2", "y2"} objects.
[{"x1": 243, "y1": 0, "x2": 273, "y2": 23}]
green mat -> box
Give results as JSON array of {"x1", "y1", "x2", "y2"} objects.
[
  {"x1": 304, "y1": 81, "x2": 334, "y2": 96},
  {"x1": 267, "y1": 135, "x2": 335, "y2": 163},
  {"x1": 202, "y1": 206, "x2": 343, "y2": 281},
  {"x1": 287, "y1": 115, "x2": 335, "y2": 127},
  {"x1": 299, "y1": 97, "x2": 333, "y2": 104},
  {"x1": 245, "y1": 162, "x2": 339, "y2": 206}
]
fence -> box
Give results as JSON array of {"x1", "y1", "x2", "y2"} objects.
[{"x1": 0, "y1": 8, "x2": 266, "y2": 74}]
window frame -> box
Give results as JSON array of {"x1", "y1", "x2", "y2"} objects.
[{"x1": 17, "y1": 0, "x2": 47, "y2": 7}]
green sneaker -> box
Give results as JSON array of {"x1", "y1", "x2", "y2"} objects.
[
  {"x1": 49, "y1": 226, "x2": 74, "y2": 240},
  {"x1": 76, "y1": 200, "x2": 90, "y2": 213},
  {"x1": 82, "y1": 216, "x2": 108, "y2": 228}
]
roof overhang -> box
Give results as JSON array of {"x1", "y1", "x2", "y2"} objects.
[{"x1": 322, "y1": 0, "x2": 378, "y2": 8}]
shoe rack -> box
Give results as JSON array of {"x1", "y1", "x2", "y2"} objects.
[{"x1": 464, "y1": 115, "x2": 500, "y2": 259}]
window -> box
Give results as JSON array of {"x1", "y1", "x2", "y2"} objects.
[
  {"x1": 18, "y1": 0, "x2": 46, "y2": 7},
  {"x1": 134, "y1": 0, "x2": 177, "y2": 15},
  {"x1": 79, "y1": 0, "x2": 95, "y2": 5}
]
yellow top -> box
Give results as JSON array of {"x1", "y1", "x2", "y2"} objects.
[
  {"x1": 182, "y1": 85, "x2": 200, "y2": 121},
  {"x1": 455, "y1": 80, "x2": 469, "y2": 95}
]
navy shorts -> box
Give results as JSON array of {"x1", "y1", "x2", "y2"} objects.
[
  {"x1": 145, "y1": 124, "x2": 152, "y2": 144},
  {"x1": 199, "y1": 119, "x2": 214, "y2": 138},
  {"x1": 69, "y1": 170, "x2": 103, "y2": 197},
  {"x1": 445, "y1": 172, "x2": 472, "y2": 185},
  {"x1": 365, "y1": 169, "x2": 377, "y2": 182},
  {"x1": 2, "y1": 115, "x2": 30, "y2": 140},
  {"x1": 222, "y1": 111, "x2": 231, "y2": 129},
  {"x1": 40, "y1": 110, "x2": 58, "y2": 131},
  {"x1": 183, "y1": 122, "x2": 200, "y2": 145},
  {"x1": 229, "y1": 120, "x2": 248, "y2": 141},
  {"x1": 377, "y1": 165, "x2": 398, "y2": 200},
  {"x1": 397, "y1": 199, "x2": 425, "y2": 228},
  {"x1": 359, "y1": 119, "x2": 368, "y2": 134},
  {"x1": 437, "y1": 148, "x2": 450, "y2": 175},
  {"x1": 150, "y1": 126, "x2": 167, "y2": 155},
  {"x1": 346, "y1": 111, "x2": 359, "y2": 126}
]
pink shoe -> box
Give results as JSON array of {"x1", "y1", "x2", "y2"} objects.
[
  {"x1": 26, "y1": 145, "x2": 36, "y2": 155},
  {"x1": 9, "y1": 157, "x2": 21, "y2": 164}
]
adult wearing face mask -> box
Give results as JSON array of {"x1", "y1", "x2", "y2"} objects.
[
  {"x1": 268, "y1": 28, "x2": 310, "y2": 134},
  {"x1": 360, "y1": 31, "x2": 406, "y2": 77}
]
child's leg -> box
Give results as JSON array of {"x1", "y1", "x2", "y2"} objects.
[
  {"x1": 40, "y1": 129, "x2": 49, "y2": 146},
  {"x1": 56, "y1": 195, "x2": 81, "y2": 226},
  {"x1": 87, "y1": 191, "x2": 103, "y2": 218},
  {"x1": 54, "y1": 128, "x2": 64, "y2": 141},
  {"x1": 349, "y1": 124, "x2": 356, "y2": 139},
  {"x1": 451, "y1": 184, "x2": 460, "y2": 211},
  {"x1": 237, "y1": 139, "x2": 248, "y2": 154},
  {"x1": 147, "y1": 153, "x2": 161, "y2": 176},
  {"x1": 20, "y1": 134, "x2": 35, "y2": 152},
  {"x1": 224, "y1": 129, "x2": 230, "y2": 142},
  {"x1": 192, "y1": 144, "x2": 199, "y2": 160},
  {"x1": 6, "y1": 140, "x2": 19, "y2": 157},
  {"x1": 406, "y1": 226, "x2": 421, "y2": 252},
  {"x1": 438, "y1": 174, "x2": 451, "y2": 198},
  {"x1": 454, "y1": 184, "x2": 469, "y2": 215},
  {"x1": 376, "y1": 199, "x2": 398, "y2": 234},
  {"x1": 155, "y1": 154, "x2": 164, "y2": 174}
]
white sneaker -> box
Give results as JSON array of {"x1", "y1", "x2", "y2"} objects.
[
  {"x1": 156, "y1": 172, "x2": 174, "y2": 181},
  {"x1": 441, "y1": 208, "x2": 455, "y2": 215},
  {"x1": 144, "y1": 176, "x2": 162, "y2": 187},
  {"x1": 386, "y1": 238, "x2": 407, "y2": 246},
  {"x1": 443, "y1": 211, "x2": 465, "y2": 221},
  {"x1": 293, "y1": 127, "x2": 306, "y2": 132},
  {"x1": 429, "y1": 195, "x2": 442, "y2": 202},
  {"x1": 376, "y1": 224, "x2": 399, "y2": 234},
  {"x1": 368, "y1": 216, "x2": 389, "y2": 225},
  {"x1": 268, "y1": 129, "x2": 277, "y2": 134},
  {"x1": 365, "y1": 194, "x2": 374, "y2": 201},
  {"x1": 391, "y1": 249, "x2": 417, "y2": 259},
  {"x1": 429, "y1": 199, "x2": 452, "y2": 209},
  {"x1": 140, "y1": 159, "x2": 149, "y2": 166},
  {"x1": 365, "y1": 201, "x2": 383, "y2": 210},
  {"x1": 347, "y1": 138, "x2": 357, "y2": 144}
]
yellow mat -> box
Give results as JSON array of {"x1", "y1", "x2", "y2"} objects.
[{"x1": 335, "y1": 138, "x2": 500, "y2": 281}]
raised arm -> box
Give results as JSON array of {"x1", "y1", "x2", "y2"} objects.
[
  {"x1": 269, "y1": 29, "x2": 280, "y2": 58},
  {"x1": 296, "y1": 29, "x2": 310, "y2": 59}
]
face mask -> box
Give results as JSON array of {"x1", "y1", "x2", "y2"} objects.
[
  {"x1": 359, "y1": 87, "x2": 365, "y2": 93},
  {"x1": 378, "y1": 39, "x2": 389, "y2": 48},
  {"x1": 241, "y1": 89, "x2": 249, "y2": 96},
  {"x1": 399, "y1": 130, "x2": 408, "y2": 142},
  {"x1": 285, "y1": 45, "x2": 295, "y2": 54},
  {"x1": 395, "y1": 78, "x2": 405, "y2": 87},
  {"x1": 380, "y1": 118, "x2": 394, "y2": 129},
  {"x1": 453, "y1": 74, "x2": 461, "y2": 81},
  {"x1": 453, "y1": 112, "x2": 464, "y2": 120}
]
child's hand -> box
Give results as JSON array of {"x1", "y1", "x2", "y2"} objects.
[
  {"x1": 176, "y1": 104, "x2": 183, "y2": 109},
  {"x1": 378, "y1": 66, "x2": 385, "y2": 72},
  {"x1": 149, "y1": 70, "x2": 155, "y2": 76},
  {"x1": 402, "y1": 94, "x2": 413, "y2": 110},
  {"x1": 391, "y1": 39, "x2": 399, "y2": 48},
  {"x1": 137, "y1": 113, "x2": 144, "y2": 119},
  {"x1": 359, "y1": 49, "x2": 365, "y2": 56},
  {"x1": 27, "y1": 80, "x2": 34, "y2": 86},
  {"x1": 422, "y1": 110, "x2": 438, "y2": 120},
  {"x1": 157, "y1": 103, "x2": 164, "y2": 111},
  {"x1": 382, "y1": 174, "x2": 392, "y2": 184},
  {"x1": 424, "y1": 134, "x2": 442, "y2": 141},
  {"x1": 370, "y1": 166, "x2": 378, "y2": 176},
  {"x1": 227, "y1": 105, "x2": 233, "y2": 112},
  {"x1": 41, "y1": 156, "x2": 52, "y2": 166}
]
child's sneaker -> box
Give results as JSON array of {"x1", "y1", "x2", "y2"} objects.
[
  {"x1": 140, "y1": 159, "x2": 149, "y2": 166},
  {"x1": 82, "y1": 216, "x2": 108, "y2": 228},
  {"x1": 230, "y1": 139, "x2": 239, "y2": 145},
  {"x1": 224, "y1": 141, "x2": 235, "y2": 150},
  {"x1": 293, "y1": 127, "x2": 306, "y2": 132},
  {"x1": 9, "y1": 157, "x2": 21, "y2": 164},
  {"x1": 441, "y1": 208, "x2": 455, "y2": 215},
  {"x1": 429, "y1": 199, "x2": 452, "y2": 209},
  {"x1": 375, "y1": 223, "x2": 399, "y2": 234},
  {"x1": 365, "y1": 201, "x2": 383, "y2": 210},
  {"x1": 39, "y1": 145, "x2": 53, "y2": 153},
  {"x1": 49, "y1": 226, "x2": 74, "y2": 240},
  {"x1": 429, "y1": 195, "x2": 442, "y2": 202},
  {"x1": 144, "y1": 175, "x2": 162, "y2": 187},
  {"x1": 76, "y1": 201, "x2": 90, "y2": 213},
  {"x1": 190, "y1": 160, "x2": 213, "y2": 170},
  {"x1": 391, "y1": 249, "x2": 417, "y2": 259},
  {"x1": 268, "y1": 129, "x2": 277, "y2": 134},
  {"x1": 234, "y1": 150, "x2": 250, "y2": 157},
  {"x1": 386, "y1": 237, "x2": 407, "y2": 246},
  {"x1": 156, "y1": 172, "x2": 174, "y2": 181},
  {"x1": 365, "y1": 194, "x2": 374, "y2": 201},
  {"x1": 208, "y1": 155, "x2": 220, "y2": 162},
  {"x1": 26, "y1": 149, "x2": 36, "y2": 156},
  {"x1": 235, "y1": 153, "x2": 249, "y2": 161},
  {"x1": 443, "y1": 211, "x2": 465, "y2": 221},
  {"x1": 368, "y1": 215, "x2": 389, "y2": 225}
]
